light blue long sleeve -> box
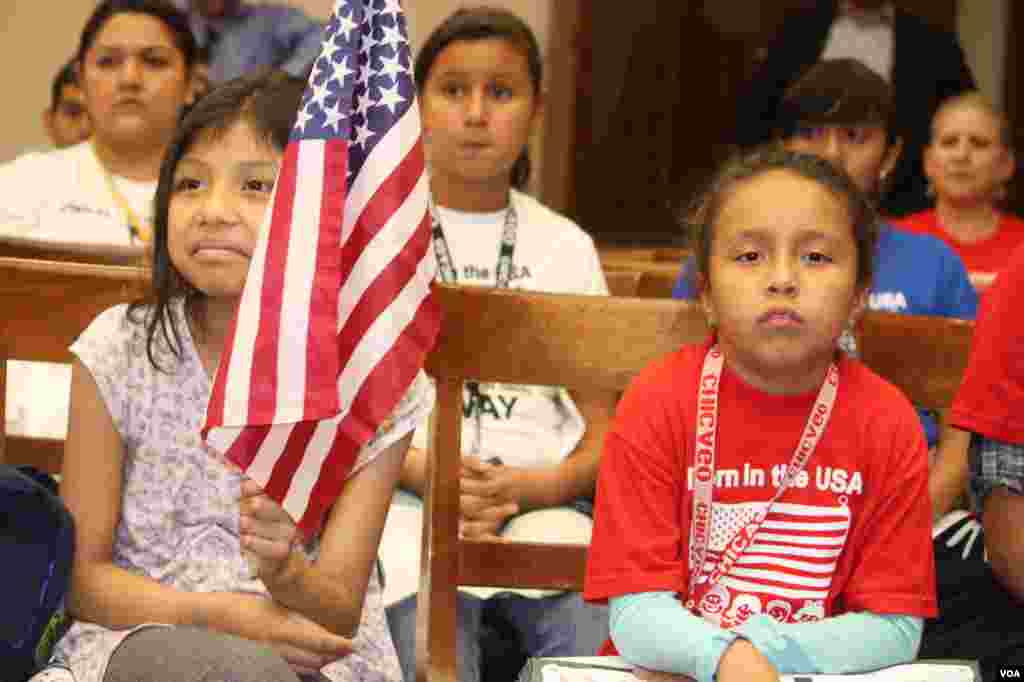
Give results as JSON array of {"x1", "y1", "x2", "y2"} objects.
[
  {"x1": 610, "y1": 591, "x2": 923, "y2": 682},
  {"x1": 735, "y1": 610, "x2": 922, "y2": 674},
  {"x1": 609, "y1": 592, "x2": 741, "y2": 682}
]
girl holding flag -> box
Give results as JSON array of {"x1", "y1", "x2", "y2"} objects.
[{"x1": 55, "y1": 69, "x2": 425, "y2": 682}]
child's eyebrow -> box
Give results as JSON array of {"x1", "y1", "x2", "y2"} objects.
[
  {"x1": 729, "y1": 228, "x2": 839, "y2": 242},
  {"x1": 795, "y1": 229, "x2": 836, "y2": 240},
  {"x1": 175, "y1": 160, "x2": 279, "y2": 173},
  {"x1": 434, "y1": 67, "x2": 527, "y2": 81},
  {"x1": 236, "y1": 161, "x2": 279, "y2": 173},
  {"x1": 729, "y1": 229, "x2": 770, "y2": 242},
  {"x1": 92, "y1": 44, "x2": 176, "y2": 55},
  {"x1": 174, "y1": 158, "x2": 206, "y2": 171}
]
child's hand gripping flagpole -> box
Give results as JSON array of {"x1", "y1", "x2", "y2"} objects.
[{"x1": 201, "y1": 0, "x2": 440, "y2": 550}]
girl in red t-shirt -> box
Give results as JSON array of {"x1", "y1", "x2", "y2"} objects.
[{"x1": 585, "y1": 147, "x2": 937, "y2": 682}]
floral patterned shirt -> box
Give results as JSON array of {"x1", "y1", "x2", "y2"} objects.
[{"x1": 54, "y1": 301, "x2": 432, "y2": 682}]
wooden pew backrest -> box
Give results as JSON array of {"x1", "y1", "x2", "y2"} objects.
[
  {"x1": 604, "y1": 269, "x2": 642, "y2": 297},
  {"x1": 603, "y1": 262, "x2": 682, "y2": 296},
  {"x1": 417, "y1": 293, "x2": 975, "y2": 682},
  {"x1": 418, "y1": 286, "x2": 709, "y2": 682},
  {"x1": 857, "y1": 311, "x2": 974, "y2": 411},
  {"x1": 0, "y1": 257, "x2": 148, "y2": 472}
]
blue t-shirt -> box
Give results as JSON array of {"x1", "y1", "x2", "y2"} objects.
[{"x1": 672, "y1": 222, "x2": 978, "y2": 445}]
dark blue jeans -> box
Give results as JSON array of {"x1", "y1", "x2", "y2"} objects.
[{"x1": 386, "y1": 590, "x2": 608, "y2": 682}]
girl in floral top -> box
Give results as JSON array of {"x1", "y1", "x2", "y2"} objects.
[{"x1": 55, "y1": 69, "x2": 431, "y2": 682}]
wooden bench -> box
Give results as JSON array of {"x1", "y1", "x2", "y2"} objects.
[
  {"x1": 0, "y1": 257, "x2": 148, "y2": 472},
  {"x1": 604, "y1": 266, "x2": 679, "y2": 299},
  {"x1": 416, "y1": 287, "x2": 975, "y2": 682},
  {"x1": 0, "y1": 236, "x2": 146, "y2": 267},
  {"x1": 417, "y1": 286, "x2": 711, "y2": 682},
  {"x1": 598, "y1": 245, "x2": 689, "y2": 272}
]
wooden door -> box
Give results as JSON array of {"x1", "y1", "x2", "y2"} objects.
[{"x1": 544, "y1": 1, "x2": 961, "y2": 246}]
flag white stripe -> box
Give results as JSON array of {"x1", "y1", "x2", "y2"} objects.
[
  {"x1": 728, "y1": 567, "x2": 835, "y2": 588},
  {"x1": 285, "y1": 253, "x2": 434, "y2": 494},
  {"x1": 762, "y1": 519, "x2": 850, "y2": 532},
  {"x1": 203, "y1": 422, "x2": 241, "y2": 460},
  {"x1": 246, "y1": 421, "x2": 298, "y2": 484},
  {"x1": 755, "y1": 532, "x2": 845, "y2": 546},
  {"x1": 341, "y1": 103, "x2": 421, "y2": 242},
  {"x1": 274, "y1": 141, "x2": 325, "y2": 422},
  {"x1": 770, "y1": 502, "x2": 852, "y2": 518},
  {"x1": 220, "y1": 184, "x2": 277, "y2": 423},
  {"x1": 721, "y1": 576, "x2": 827, "y2": 600},
  {"x1": 337, "y1": 173, "x2": 429, "y2": 333},
  {"x1": 747, "y1": 543, "x2": 842, "y2": 558},
  {"x1": 736, "y1": 554, "x2": 838, "y2": 573}
]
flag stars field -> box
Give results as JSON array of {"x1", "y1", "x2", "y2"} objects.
[{"x1": 202, "y1": 0, "x2": 440, "y2": 534}]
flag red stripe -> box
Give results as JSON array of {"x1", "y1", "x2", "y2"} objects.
[
  {"x1": 264, "y1": 420, "x2": 319, "y2": 502},
  {"x1": 297, "y1": 428, "x2": 361, "y2": 536},
  {"x1": 204, "y1": 299, "x2": 240, "y2": 430},
  {"x1": 223, "y1": 423, "x2": 272, "y2": 471},
  {"x1": 246, "y1": 143, "x2": 300, "y2": 424},
  {"x1": 335, "y1": 211, "x2": 431, "y2": 364},
  {"x1": 338, "y1": 144, "x2": 424, "y2": 289},
  {"x1": 303, "y1": 139, "x2": 348, "y2": 421},
  {"x1": 298, "y1": 291, "x2": 442, "y2": 534}
]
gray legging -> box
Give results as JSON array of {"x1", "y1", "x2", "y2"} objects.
[{"x1": 104, "y1": 626, "x2": 331, "y2": 682}]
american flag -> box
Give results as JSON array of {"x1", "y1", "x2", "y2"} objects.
[
  {"x1": 699, "y1": 501, "x2": 851, "y2": 621},
  {"x1": 202, "y1": 0, "x2": 440, "y2": 536}
]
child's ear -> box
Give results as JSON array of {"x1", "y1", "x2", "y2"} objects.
[
  {"x1": 848, "y1": 287, "x2": 869, "y2": 328},
  {"x1": 697, "y1": 275, "x2": 716, "y2": 327},
  {"x1": 997, "y1": 146, "x2": 1016, "y2": 185},
  {"x1": 41, "y1": 109, "x2": 56, "y2": 145},
  {"x1": 923, "y1": 142, "x2": 939, "y2": 182},
  {"x1": 186, "y1": 63, "x2": 210, "y2": 106},
  {"x1": 880, "y1": 137, "x2": 903, "y2": 184},
  {"x1": 530, "y1": 88, "x2": 546, "y2": 133}
]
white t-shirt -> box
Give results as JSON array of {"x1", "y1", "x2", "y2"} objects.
[
  {"x1": 380, "y1": 189, "x2": 609, "y2": 603},
  {"x1": 0, "y1": 140, "x2": 155, "y2": 248},
  {"x1": 0, "y1": 142, "x2": 157, "y2": 439},
  {"x1": 415, "y1": 190, "x2": 608, "y2": 466},
  {"x1": 820, "y1": 3, "x2": 895, "y2": 82}
]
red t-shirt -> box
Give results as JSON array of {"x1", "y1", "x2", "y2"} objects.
[
  {"x1": 896, "y1": 209, "x2": 1024, "y2": 292},
  {"x1": 951, "y1": 243, "x2": 1024, "y2": 444},
  {"x1": 585, "y1": 340, "x2": 937, "y2": 633}
]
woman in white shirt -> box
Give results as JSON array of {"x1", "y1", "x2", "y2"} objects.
[
  {"x1": 2, "y1": 0, "x2": 197, "y2": 444},
  {"x1": 0, "y1": 0, "x2": 198, "y2": 251}
]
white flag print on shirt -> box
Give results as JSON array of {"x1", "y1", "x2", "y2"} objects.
[{"x1": 704, "y1": 501, "x2": 851, "y2": 604}]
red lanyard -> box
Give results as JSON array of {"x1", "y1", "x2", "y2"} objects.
[{"x1": 685, "y1": 346, "x2": 840, "y2": 614}]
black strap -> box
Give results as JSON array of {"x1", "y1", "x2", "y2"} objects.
[{"x1": 429, "y1": 199, "x2": 518, "y2": 288}]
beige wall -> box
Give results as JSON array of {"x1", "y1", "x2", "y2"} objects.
[
  {"x1": 0, "y1": 0, "x2": 1005, "y2": 164},
  {"x1": 287, "y1": 0, "x2": 550, "y2": 54},
  {"x1": 0, "y1": 1, "x2": 551, "y2": 163},
  {"x1": 0, "y1": 2, "x2": 97, "y2": 162},
  {"x1": 959, "y1": 0, "x2": 1007, "y2": 108}
]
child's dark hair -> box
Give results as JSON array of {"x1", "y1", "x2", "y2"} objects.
[
  {"x1": 774, "y1": 58, "x2": 899, "y2": 148},
  {"x1": 50, "y1": 60, "x2": 80, "y2": 112},
  {"x1": 133, "y1": 68, "x2": 305, "y2": 371},
  {"x1": 414, "y1": 6, "x2": 542, "y2": 190},
  {"x1": 687, "y1": 146, "x2": 878, "y2": 291},
  {"x1": 76, "y1": 0, "x2": 198, "y2": 73}
]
